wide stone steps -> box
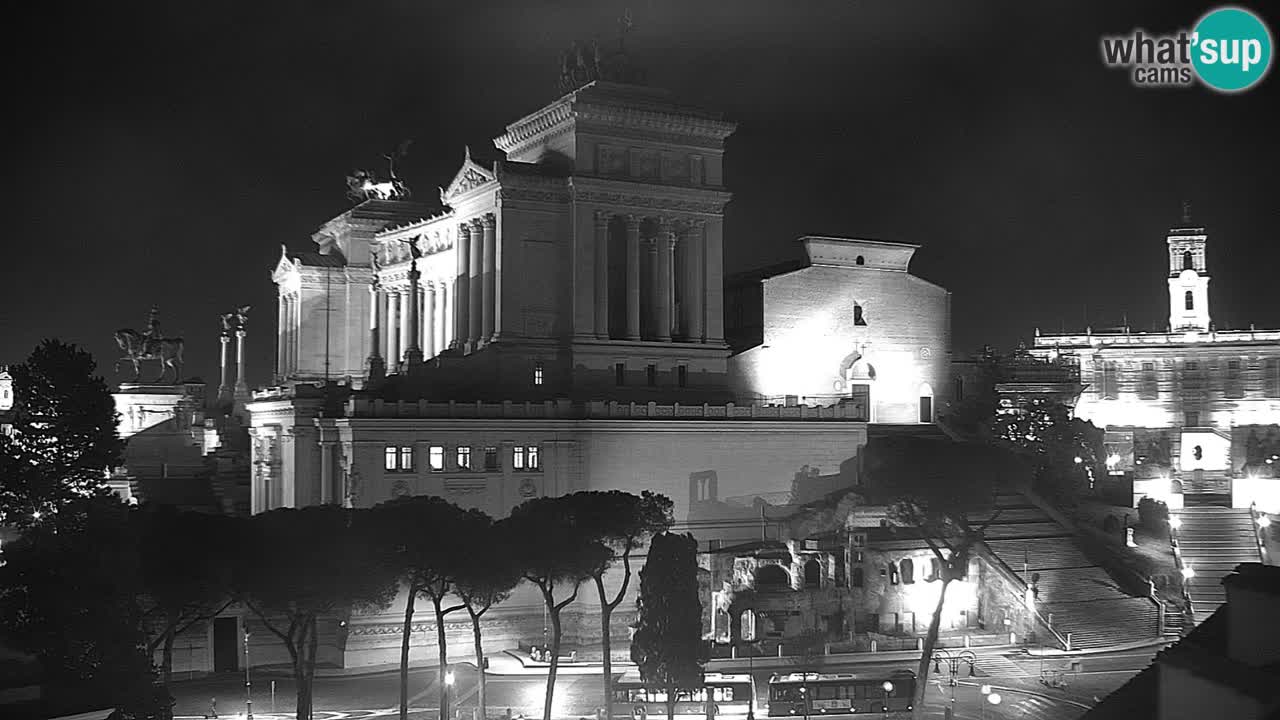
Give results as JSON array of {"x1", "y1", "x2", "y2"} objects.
[
  {"x1": 984, "y1": 538, "x2": 1095, "y2": 570},
  {"x1": 981, "y1": 522, "x2": 1073, "y2": 539},
  {"x1": 1041, "y1": 598, "x2": 1161, "y2": 649},
  {"x1": 1174, "y1": 507, "x2": 1261, "y2": 624}
]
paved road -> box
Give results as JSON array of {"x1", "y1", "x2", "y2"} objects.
[{"x1": 170, "y1": 645, "x2": 1161, "y2": 720}]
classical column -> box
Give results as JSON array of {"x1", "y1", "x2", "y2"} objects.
[
  {"x1": 380, "y1": 288, "x2": 392, "y2": 361},
  {"x1": 438, "y1": 283, "x2": 449, "y2": 353},
  {"x1": 424, "y1": 281, "x2": 437, "y2": 358},
  {"x1": 704, "y1": 218, "x2": 725, "y2": 343},
  {"x1": 319, "y1": 441, "x2": 333, "y2": 505},
  {"x1": 404, "y1": 261, "x2": 423, "y2": 368},
  {"x1": 275, "y1": 297, "x2": 286, "y2": 380},
  {"x1": 681, "y1": 222, "x2": 704, "y2": 342},
  {"x1": 454, "y1": 224, "x2": 471, "y2": 349},
  {"x1": 594, "y1": 210, "x2": 610, "y2": 338},
  {"x1": 625, "y1": 215, "x2": 641, "y2": 340},
  {"x1": 387, "y1": 290, "x2": 401, "y2": 366},
  {"x1": 218, "y1": 333, "x2": 231, "y2": 400},
  {"x1": 468, "y1": 218, "x2": 484, "y2": 348},
  {"x1": 481, "y1": 214, "x2": 497, "y2": 342},
  {"x1": 234, "y1": 328, "x2": 248, "y2": 395},
  {"x1": 656, "y1": 220, "x2": 675, "y2": 342},
  {"x1": 398, "y1": 288, "x2": 413, "y2": 366},
  {"x1": 366, "y1": 282, "x2": 385, "y2": 382},
  {"x1": 286, "y1": 295, "x2": 297, "y2": 375}
]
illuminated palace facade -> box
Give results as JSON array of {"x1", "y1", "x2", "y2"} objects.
[
  {"x1": 240, "y1": 80, "x2": 971, "y2": 670},
  {"x1": 1031, "y1": 220, "x2": 1280, "y2": 510}
]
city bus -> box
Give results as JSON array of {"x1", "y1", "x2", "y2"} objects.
[
  {"x1": 613, "y1": 671, "x2": 757, "y2": 720},
  {"x1": 766, "y1": 671, "x2": 915, "y2": 717}
]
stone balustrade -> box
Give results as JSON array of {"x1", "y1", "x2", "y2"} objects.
[
  {"x1": 342, "y1": 397, "x2": 870, "y2": 421},
  {"x1": 1034, "y1": 328, "x2": 1280, "y2": 348}
]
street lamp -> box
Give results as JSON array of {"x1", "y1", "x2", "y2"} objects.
[
  {"x1": 444, "y1": 666, "x2": 456, "y2": 720},
  {"x1": 243, "y1": 630, "x2": 253, "y2": 720},
  {"x1": 1181, "y1": 565, "x2": 1196, "y2": 580},
  {"x1": 881, "y1": 681, "x2": 893, "y2": 720},
  {"x1": 931, "y1": 649, "x2": 976, "y2": 716}
]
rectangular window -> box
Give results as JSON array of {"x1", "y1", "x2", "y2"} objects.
[
  {"x1": 429, "y1": 445, "x2": 445, "y2": 471},
  {"x1": 1139, "y1": 363, "x2": 1158, "y2": 400},
  {"x1": 646, "y1": 364, "x2": 657, "y2": 386},
  {"x1": 953, "y1": 377, "x2": 964, "y2": 403},
  {"x1": 1101, "y1": 361, "x2": 1119, "y2": 400},
  {"x1": 484, "y1": 446, "x2": 499, "y2": 471},
  {"x1": 513, "y1": 446, "x2": 526, "y2": 470},
  {"x1": 456, "y1": 446, "x2": 472, "y2": 470},
  {"x1": 1266, "y1": 358, "x2": 1280, "y2": 398},
  {"x1": 677, "y1": 365, "x2": 688, "y2": 388},
  {"x1": 1186, "y1": 361, "x2": 1199, "y2": 371},
  {"x1": 527, "y1": 445, "x2": 540, "y2": 470},
  {"x1": 386, "y1": 445, "x2": 414, "y2": 472},
  {"x1": 1225, "y1": 359, "x2": 1244, "y2": 398},
  {"x1": 615, "y1": 362, "x2": 626, "y2": 386},
  {"x1": 533, "y1": 362, "x2": 544, "y2": 386}
]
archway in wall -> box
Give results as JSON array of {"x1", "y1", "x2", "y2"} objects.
[
  {"x1": 803, "y1": 559, "x2": 821, "y2": 588},
  {"x1": 755, "y1": 563, "x2": 790, "y2": 590},
  {"x1": 836, "y1": 351, "x2": 876, "y2": 421}
]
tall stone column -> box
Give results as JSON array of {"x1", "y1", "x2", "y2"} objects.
[
  {"x1": 366, "y1": 283, "x2": 385, "y2": 382},
  {"x1": 438, "y1": 283, "x2": 449, "y2": 353},
  {"x1": 424, "y1": 282, "x2": 436, "y2": 358},
  {"x1": 234, "y1": 328, "x2": 248, "y2": 395},
  {"x1": 625, "y1": 215, "x2": 641, "y2": 340},
  {"x1": 218, "y1": 333, "x2": 232, "y2": 401},
  {"x1": 398, "y1": 288, "x2": 413, "y2": 367},
  {"x1": 704, "y1": 218, "x2": 726, "y2": 344},
  {"x1": 319, "y1": 441, "x2": 334, "y2": 505},
  {"x1": 275, "y1": 297, "x2": 286, "y2": 381},
  {"x1": 380, "y1": 289, "x2": 392, "y2": 361},
  {"x1": 481, "y1": 215, "x2": 497, "y2": 342},
  {"x1": 594, "y1": 211, "x2": 610, "y2": 338},
  {"x1": 404, "y1": 261, "x2": 423, "y2": 368},
  {"x1": 387, "y1": 290, "x2": 401, "y2": 366},
  {"x1": 468, "y1": 218, "x2": 484, "y2": 349},
  {"x1": 286, "y1": 295, "x2": 296, "y2": 375},
  {"x1": 656, "y1": 220, "x2": 675, "y2": 342},
  {"x1": 454, "y1": 224, "x2": 471, "y2": 350},
  {"x1": 681, "y1": 222, "x2": 704, "y2": 342}
]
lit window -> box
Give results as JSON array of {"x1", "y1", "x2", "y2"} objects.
[
  {"x1": 514, "y1": 446, "x2": 525, "y2": 470},
  {"x1": 385, "y1": 446, "x2": 397, "y2": 471},
  {"x1": 398, "y1": 446, "x2": 414, "y2": 472},
  {"x1": 528, "y1": 445, "x2": 540, "y2": 469},
  {"x1": 533, "y1": 362, "x2": 544, "y2": 386},
  {"x1": 484, "y1": 446, "x2": 499, "y2": 470},
  {"x1": 386, "y1": 445, "x2": 414, "y2": 472},
  {"x1": 514, "y1": 445, "x2": 540, "y2": 471},
  {"x1": 456, "y1": 446, "x2": 472, "y2": 470},
  {"x1": 429, "y1": 445, "x2": 444, "y2": 471}
]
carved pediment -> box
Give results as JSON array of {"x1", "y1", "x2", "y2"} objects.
[
  {"x1": 271, "y1": 245, "x2": 299, "y2": 284},
  {"x1": 441, "y1": 147, "x2": 496, "y2": 204}
]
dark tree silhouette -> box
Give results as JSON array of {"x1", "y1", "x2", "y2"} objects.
[
  {"x1": 0, "y1": 340, "x2": 123, "y2": 527},
  {"x1": 505, "y1": 496, "x2": 610, "y2": 720},
  {"x1": 862, "y1": 435, "x2": 1028, "y2": 720},
  {"x1": 455, "y1": 516, "x2": 523, "y2": 720},
  {"x1": 235, "y1": 506, "x2": 398, "y2": 720},
  {"x1": 568, "y1": 490, "x2": 674, "y2": 720},
  {"x1": 0, "y1": 494, "x2": 170, "y2": 719},
  {"x1": 373, "y1": 496, "x2": 488, "y2": 720},
  {"x1": 137, "y1": 506, "x2": 238, "y2": 690},
  {"x1": 631, "y1": 532, "x2": 707, "y2": 720}
]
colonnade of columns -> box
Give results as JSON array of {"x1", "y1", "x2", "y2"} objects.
[
  {"x1": 370, "y1": 278, "x2": 456, "y2": 370},
  {"x1": 594, "y1": 211, "x2": 709, "y2": 343},
  {"x1": 276, "y1": 291, "x2": 301, "y2": 377}
]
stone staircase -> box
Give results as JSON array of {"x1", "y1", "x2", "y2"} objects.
[
  {"x1": 975, "y1": 494, "x2": 1161, "y2": 650},
  {"x1": 1174, "y1": 506, "x2": 1261, "y2": 624}
]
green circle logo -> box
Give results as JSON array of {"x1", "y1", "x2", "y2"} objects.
[{"x1": 1192, "y1": 7, "x2": 1273, "y2": 92}]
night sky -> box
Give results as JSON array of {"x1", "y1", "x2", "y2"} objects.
[{"x1": 4, "y1": 0, "x2": 1278, "y2": 391}]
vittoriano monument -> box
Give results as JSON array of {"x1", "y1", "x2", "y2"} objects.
[{"x1": 114, "y1": 306, "x2": 185, "y2": 384}]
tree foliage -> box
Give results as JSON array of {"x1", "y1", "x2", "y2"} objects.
[
  {"x1": 0, "y1": 494, "x2": 171, "y2": 719},
  {"x1": 0, "y1": 340, "x2": 123, "y2": 527},
  {"x1": 631, "y1": 532, "x2": 706, "y2": 720},
  {"x1": 505, "y1": 495, "x2": 610, "y2": 720},
  {"x1": 863, "y1": 435, "x2": 1028, "y2": 720},
  {"x1": 454, "y1": 515, "x2": 523, "y2": 720},
  {"x1": 235, "y1": 506, "x2": 398, "y2": 720},
  {"x1": 991, "y1": 398, "x2": 1103, "y2": 503}
]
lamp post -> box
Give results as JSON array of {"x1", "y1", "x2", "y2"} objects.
[
  {"x1": 243, "y1": 630, "x2": 253, "y2": 720},
  {"x1": 880, "y1": 681, "x2": 893, "y2": 720},
  {"x1": 931, "y1": 649, "x2": 976, "y2": 717}
]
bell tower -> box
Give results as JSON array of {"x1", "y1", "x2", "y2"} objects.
[{"x1": 1167, "y1": 203, "x2": 1210, "y2": 332}]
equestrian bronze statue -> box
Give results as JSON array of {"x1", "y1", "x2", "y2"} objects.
[{"x1": 114, "y1": 306, "x2": 185, "y2": 383}]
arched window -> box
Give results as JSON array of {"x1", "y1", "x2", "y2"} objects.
[
  {"x1": 855, "y1": 255, "x2": 865, "y2": 266},
  {"x1": 755, "y1": 564, "x2": 789, "y2": 590},
  {"x1": 853, "y1": 304, "x2": 867, "y2": 326},
  {"x1": 900, "y1": 558, "x2": 915, "y2": 584},
  {"x1": 1185, "y1": 291, "x2": 1194, "y2": 310},
  {"x1": 851, "y1": 567, "x2": 864, "y2": 588},
  {"x1": 1183, "y1": 251, "x2": 1194, "y2": 270},
  {"x1": 803, "y1": 559, "x2": 821, "y2": 588}
]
